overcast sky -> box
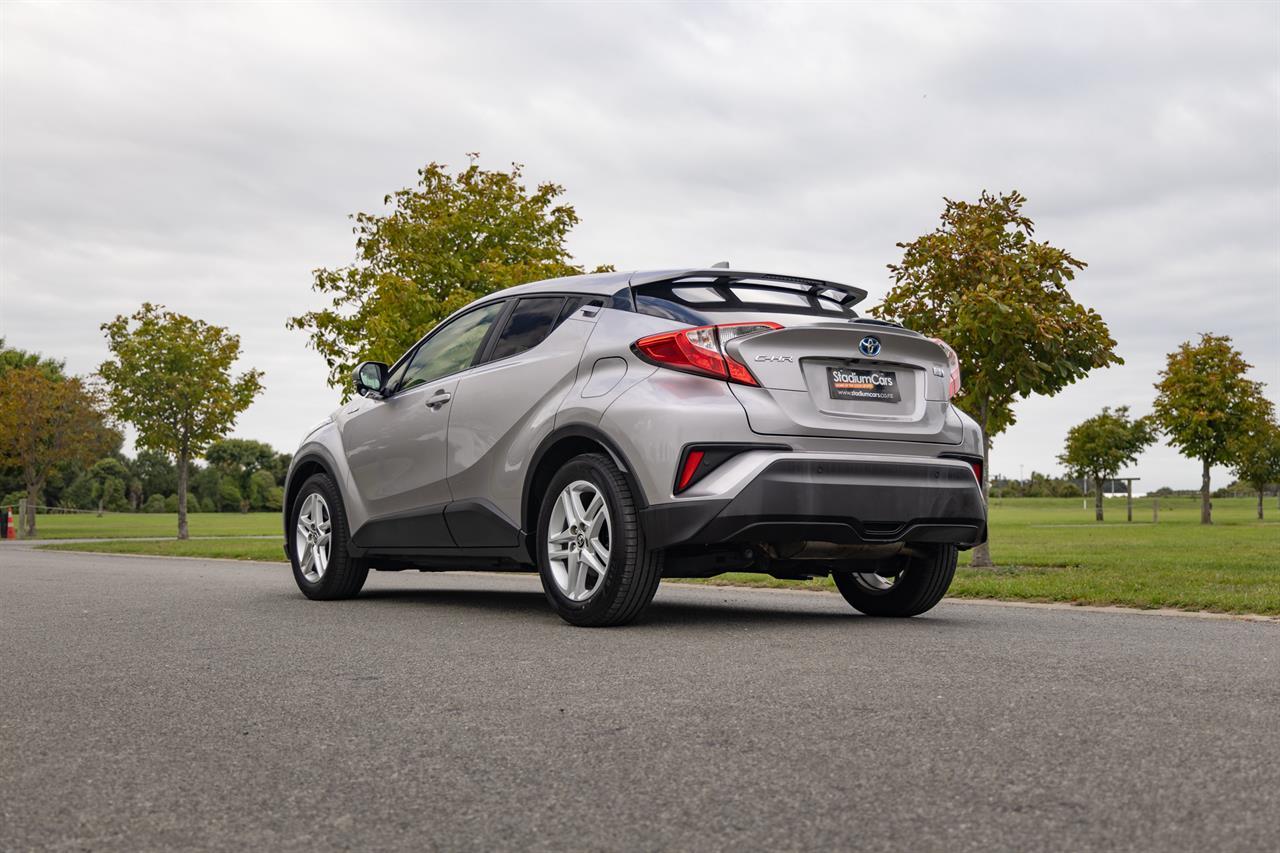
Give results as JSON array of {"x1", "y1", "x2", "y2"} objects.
[{"x1": 2, "y1": 1, "x2": 1277, "y2": 489}]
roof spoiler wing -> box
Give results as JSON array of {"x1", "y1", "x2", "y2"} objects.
[{"x1": 628, "y1": 268, "x2": 868, "y2": 309}]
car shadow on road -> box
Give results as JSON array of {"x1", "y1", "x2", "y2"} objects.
[{"x1": 346, "y1": 586, "x2": 974, "y2": 630}]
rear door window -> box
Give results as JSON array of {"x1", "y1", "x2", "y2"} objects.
[{"x1": 487, "y1": 296, "x2": 568, "y2": 362}]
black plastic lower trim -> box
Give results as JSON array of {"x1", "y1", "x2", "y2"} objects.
[{"x1": 640, "y1": 456, "x2": 987, "y2": 549}]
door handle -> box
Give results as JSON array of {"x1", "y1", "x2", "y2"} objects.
[{"x1": 425, "y1": 391, "x2": 452, "y2": 409}]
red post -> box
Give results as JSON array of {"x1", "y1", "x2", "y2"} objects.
[{"x1": 2, "y1": 508, "x2": 13, "y2": 540}]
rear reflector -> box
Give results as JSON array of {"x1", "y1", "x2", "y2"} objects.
[
  {"x1": 634, "y1": 322, "x2": 781, "y2": 386},
  {"x1": 676, "y1": 450, "x2": 705, "y2": 491},
  {"x1": 969, "y1": 460, "x2": 983, "y2": 484}
]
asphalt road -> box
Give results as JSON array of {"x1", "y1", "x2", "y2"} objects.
[{"x1": 3, "y1": 545, "x2": 1278, "y2": 852}]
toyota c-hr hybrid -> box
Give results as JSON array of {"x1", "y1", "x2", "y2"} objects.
[{"x1": 284, "y1": 268, "x2": 986, "y2": 626}]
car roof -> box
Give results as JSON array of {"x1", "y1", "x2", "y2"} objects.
[{"x1": 474, "y1": 267, "x2": 868, "y2": 305}]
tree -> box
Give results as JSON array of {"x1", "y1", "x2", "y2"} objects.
[
  {"x1": 1228, "y1": 415, "x2": 1280, "y2": 520},
  {"x1": 247, "y1": 468, "x2": 278, "y2": 511},
  {"x1": 206, "y1": 438, "x2": 278, "y2": 510},
  {"x1": 99, "y1": 304, "x2": 264, "y2": 539},
  {"x1": 874, "y1": 190, "x2": 1121, "y2": 565},
  {"x1": 132, "y1": 449, "x2": 178, "y2": 502},
  {"x1": 0, "y1": 367, "x2": 118, "y2": 536},
  {"x1": 1152, "y1": 333, "x2": 1269, "y2": 524},
  {"x1": 1057, "y1": 407, "x2": 1155, "y2": 521},
  {"x1": 86, "y1": 457, "x2": 131, "y2": 514},
  {"x1": 288, "y1": 156, "x2": 610, "y2": 392},
  {"x1": 0, "y1": 338, "x2": 65, "y2": 381}
]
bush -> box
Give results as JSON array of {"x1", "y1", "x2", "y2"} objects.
[
  {"x1": 199, "y1": 497, "x2": 216, "y2": 513},
  {"x1": 143, "y1": 494, "x2": 166, "y2": 513},
  {"x1": 218, "y1": 480, "x2": 243, "y2": 512},
  {"x1": 163, "y1": 494, "x2": 179, "y2": 513}
]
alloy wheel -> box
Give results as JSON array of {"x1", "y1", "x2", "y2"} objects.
[
  {"x1": 546, "y1": 480, "x2": 612, "y2": 602},
  {"x1": 295, "y1": 492, "x2": 332, "y2": 583}
]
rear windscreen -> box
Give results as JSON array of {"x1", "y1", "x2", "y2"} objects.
[{"x1": 633, "y1": 276, "x2": 860, "y2": 325}]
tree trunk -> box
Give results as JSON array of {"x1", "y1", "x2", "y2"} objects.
[
  {"x1": 177, "y1": 448, "x2": 190, "y2": 540},
  {"x1": 1094, "y1": 475, "x2": 1104, "y2": 522},
  {"x1": 1200, "y1": 458, "x2": 1212, "y2": 525},
  {"x1": 970, "y1": 432, "x2": 994, "y2": 568},
  {"x1": 1259, "y1": 489, "x2": 1265, "y2": 521},
  {"x1": 23, "y1": 480, "x2": 41, "y2": 538}
]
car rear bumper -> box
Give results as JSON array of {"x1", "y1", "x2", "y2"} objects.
[{"x1": 640, "y1": 456, "x2": 987, "y2": 550}]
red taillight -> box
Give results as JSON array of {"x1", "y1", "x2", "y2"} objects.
[
  {"x1": 634, "y1": 322, "x2": 781, "y2": 386},
  {"x1": 676, "y1": 450, "x2": 705, "y2": 491},
  {"x1": 929, "y1": 337, "x2": 962, "y2": 399},
  {"x1": 969, "y1": 460, "x2": 983, "y2": 484}
]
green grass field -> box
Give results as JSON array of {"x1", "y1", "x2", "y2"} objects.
[
  {"x1": 31, "y1": 496, "x2": 1280, "y2": 615},
  {"x1": 20, "y1": 512, "x2": 280, "y2": 539}
]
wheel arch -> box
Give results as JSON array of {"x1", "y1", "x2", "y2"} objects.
[
  {"x1": 283, "y1": 447, "x2": 347, "y2": 546},
  {"x1": 522, "y1": 424, "x2": 649, "y2": 545}
]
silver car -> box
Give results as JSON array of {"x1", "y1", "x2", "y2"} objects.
[{"x1": 283, "y1": 268, "x2": 986, "y2": 626}]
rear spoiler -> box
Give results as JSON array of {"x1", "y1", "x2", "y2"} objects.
[{"x1": 628, "y1": 268, "x2": 868, "y2": 310}]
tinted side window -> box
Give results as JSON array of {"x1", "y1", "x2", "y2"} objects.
[
  {"x1": 488, "y1": 296, "x2": 567, "y2": 362},
  {"x1": 397, "y1": 301, "x2": 506, "y2": 392}
]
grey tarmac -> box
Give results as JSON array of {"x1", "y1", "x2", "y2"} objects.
[{"x1": 2, "y1": 544, "x2": 1277, "y2": 852}]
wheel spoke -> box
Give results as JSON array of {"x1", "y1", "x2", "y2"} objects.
[
  {"x1": 559, "y1": 490, "x2": 579, "y2": 527},
  {"x1": 583, "y1": 493, "x2": 604, "y2": 525},
  {"x1": 589, "y1": 536, "x2": 609, "y2": 567},
  {"x1": 548, "y1": 544, "x2": 572, "y2": 562},
  {"x1": 580, "y1": 547, "x2": 606, "y2": 578},
  {"x1": 565, "y1": 551, "x2": 582, "y2": 599},
  {"x1": 300, "y1": 541, "x2": 314, "y2": 573}
]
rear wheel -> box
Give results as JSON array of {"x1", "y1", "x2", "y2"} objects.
[
  {"x1": 536, "y1": 452, "x2": 663, "y2": 627},
  {"x1": 832, "y1": 544, "x2": 957, "y2": 617},
  {"x1": 289, "y1": 473, "x2": 368, "y2": 600}
]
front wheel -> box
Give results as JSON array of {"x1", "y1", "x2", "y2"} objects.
[
  {"x1": 536, "y1": 452, "x2": 663, "y2": 627},
  {"x1": 289, "y1": 473, "x2": 368, "y2": 600},
  {"x1": 832, "y1": 544, "x2": 957, "y2": 617}
]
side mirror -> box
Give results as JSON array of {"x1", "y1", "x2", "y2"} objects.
[{"x1": 353, "y1": 361, "x2": 388, "y2": 398}]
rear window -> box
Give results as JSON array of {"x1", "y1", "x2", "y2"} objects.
[
  {"x1": 488, "y1": 296, "x2": 567, "y2": 361},
  {"x1": 634, "y1": 276, "x2": 859, "y2": 325}
]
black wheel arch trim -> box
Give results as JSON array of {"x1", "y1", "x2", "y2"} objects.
[
  {"x1": 521, "y1": 423, "x2": 649, "y2": 539},
  {"x1": 283, "y1": 446, "x2": 366, "y2": 557}
]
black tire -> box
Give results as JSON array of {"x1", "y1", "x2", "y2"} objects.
[
  {"x1": 832, "y1": 545, "x2": 957, "y2": 617},
  {"x1": 289, "y1": 473, "x2": 368, "y2": 601},
  {"x1": 536, "y1": 452, "x2": 663, "y2": 627}
]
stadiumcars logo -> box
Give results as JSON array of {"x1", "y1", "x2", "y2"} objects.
[{"x1": 827, "y1": 366, "x2": 901, "y2": 403}]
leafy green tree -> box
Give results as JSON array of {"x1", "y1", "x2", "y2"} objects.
[
  {"x1": 875, "y1": 190, "x2": 1121, "y2": 565},
  {"x1": 99, "y1": 304, "x2": 264, "y2": 539},
  {"x1": 217, "y1": 479, "x2": 244, "y2": 512},
  {"x1": 132, "y1": 449, "x2": 177, "y2": 502},
  {"x1": 1057, "y1": 407, "x2": 1156, "y2": 521},
  {"x1": 1152, "y1": 333, "x2": 1269, "y2": 524},
  {"x1": 0, "y1": 367, "x2": 118, "y2": 536},
  {"x1": 0, "y1": 338, "x2": 65, "y2": 381},
  {"x1": 288, "y1": 156, "x2": 610, "y2": 392},
  {"x1": 247, "y1": 468, "x2": 278, "y2": 511},
  {"x1": 207, "y1": 438, "x2": 278, "y2": 509},
  {"x1": 1228, "y1": 415, "x2": 1280, "y2": 520},
  {"x1": 87, "y1": 457, "x2": 131, "y2": 514}
]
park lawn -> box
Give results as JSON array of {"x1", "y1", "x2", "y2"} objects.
[
  {"x1": 23, "y1": 512, "x2": 281, "y2": 539},
  {"x1": 32, "y1": 496, "x2": 1280, "y2": 615},
  {"x1": 40, "y1": 536, "x2": 286, "y2": 562}
]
